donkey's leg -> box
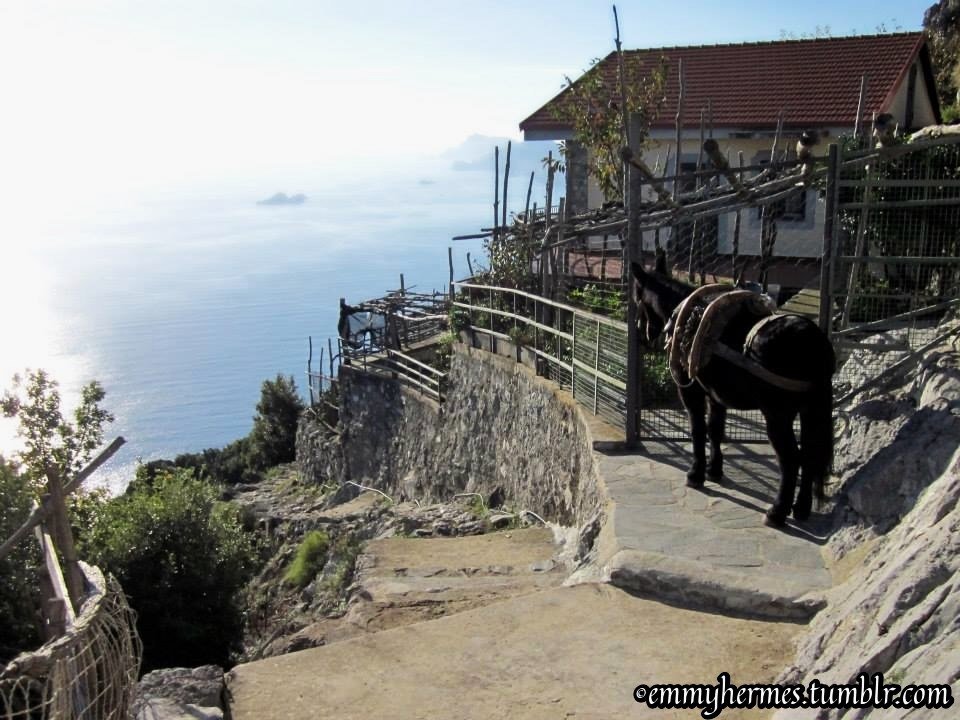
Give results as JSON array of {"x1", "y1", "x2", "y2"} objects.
[
  {"x1": 680, "y1": 385, "x2": 708, "y2": 487},
  {"x1": 793, "y1": 409, "x2": 815, "y2": 522},
  {"x1": 763, "y1": 410, "x2": 800, "y2": 527},
  {"x1": 794, "y1": 392, "x2": 832, "y2": 522},
  {"x1": 706, "y1": 399, "x2": 726, "y2": 482}
]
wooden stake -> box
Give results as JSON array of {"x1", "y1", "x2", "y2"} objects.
[
  {"x1": 689, "y1": 108, "x2": 705, "y2": 283},
  {"x1": 447, "y1": 247, "x2": 454, "y2": 299},
  {"x1": 502, "y1": 140, "x2": 512, "y2": 229},
  {"x1": 307, "y1": 336, "x2": 314, "y2": 405},
  {"x1": 625, "y1": 112, "x2": 644, "y2": 447},
  {"x1": 45, "y1": 467, "x2": 84, "y2": 612},
  {"x1": 555, "y1": 197, "x2": 566, "y2": 293},
  {"x1": 524, "y1": 171, "x2": 534, "y2": 222},
  {"x1": 733, "y1": 151, "x2": 744, "y2": 282},
  {"x1": 853, "y1": 74, "x2": 868, "y2": 143},
  {"x1": 613, "y1": 4, "x2": 631, "y2": 192},
  {"x1": 541, "y1": 153, "x2": 556, "y2": 301},
  {"x1": 493, "y1": 145, "x2": 500, "y2": 236},
  {"x1": 673, "y1": 59, "x2": 684, "y2": 195}
]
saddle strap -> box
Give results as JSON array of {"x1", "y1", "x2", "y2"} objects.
[{"x1": 710, "y1": 342, "x2": 814, "y2": 393}]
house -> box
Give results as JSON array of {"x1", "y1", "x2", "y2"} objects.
[{"x1": 519, "y1": 33, "x2": 942, "y2": 274}]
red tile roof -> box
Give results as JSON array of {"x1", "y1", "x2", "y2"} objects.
[{"x1": 520, "y1": 33, "x2": 937, "y2": 134}]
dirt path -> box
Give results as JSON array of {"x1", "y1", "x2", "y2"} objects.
[{"x1": 227, "y1": 527, "x2": 802, "y2": 719}]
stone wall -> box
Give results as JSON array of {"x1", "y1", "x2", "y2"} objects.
[
  {"x1": 295, "y1": 410, "x2": 342, "y2": 491},
  {"x1": 298, "y1": 343, "x2": 604, "y2": 529}
]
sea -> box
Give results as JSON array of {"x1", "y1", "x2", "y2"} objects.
[{"x1": 0, "y1": 143, "x2": 552, "y2": 493}]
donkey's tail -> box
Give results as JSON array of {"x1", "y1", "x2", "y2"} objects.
[{"x1": 801, "y1": 381, "x2": 834, "y2": 502}]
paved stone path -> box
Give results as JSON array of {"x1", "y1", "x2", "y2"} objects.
[{"x1": 579, "y1": 439, "x2": 833, "y2": 620}]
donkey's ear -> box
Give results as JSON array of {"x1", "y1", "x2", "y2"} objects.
[
  {"x1": 630, "y1": 261, "x2": 647, "y2": 281},
  {"x1": 654, "y1": 247, "x2": 668, "y2": 275}
]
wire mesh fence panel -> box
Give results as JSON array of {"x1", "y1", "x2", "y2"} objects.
[
  {"x1": 0, "y1": 566, "x2": 141, "y2": 720},
  {"x1": 453, "y1": 282, "x2": 629, "y2": 431},
  {"x1": 826, "y1": 137, "x2": 960, "y2": 400}
]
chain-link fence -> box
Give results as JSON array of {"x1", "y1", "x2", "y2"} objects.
[
  {"x1": 824, "y1": 135, "x2": 960, "y2": 401},
  {"x1": 0, "y1": 563, "x2": 141, "y2": 720}
]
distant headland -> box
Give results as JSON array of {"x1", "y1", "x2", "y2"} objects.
[{"x1": 258, "y1": 192, "x2": 307, "y2": 206}]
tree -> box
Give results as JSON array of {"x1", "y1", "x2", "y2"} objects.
[
  {"x1": 1, "y1": 370, "x2": 113, "y2": 489},
  {"x1": 80, "y1": 468, "x2": 257, "y2": 670},
  {"x1": 924, "y1": 0, "x2": 960, "y2": 119},
  {"x1": 0, "y1": 371, "x2": 114, "y2": 663},
  {"x1": 246, "y1": 374, "x2": 304, "y2": 471},
  {"x1": 552, "y1": 55, "x2": 667, "y2": 202}
]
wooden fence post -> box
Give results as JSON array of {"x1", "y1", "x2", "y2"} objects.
[
  {"x1": 624, "y1": 112, "x2": 643, "y2": 447},
  {"x1": 45, "y1": 466, "x2": 84, "y2": 612},
  {"x1": 819, "y1": 143, "x2": 841, "y2": 333}
]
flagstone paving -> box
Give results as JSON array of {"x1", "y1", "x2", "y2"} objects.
[{"x1": 579, "y1": 440, "x2": 833, "y2": 620}]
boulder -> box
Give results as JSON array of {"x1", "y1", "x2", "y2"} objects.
[{"x1": 134, "y1": 665, "x2": 225, "y2": 720}]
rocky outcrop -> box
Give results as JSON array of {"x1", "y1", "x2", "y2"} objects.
[
  {"x1": 830, "y1": 331, "x2": 960, "y2": 551},
  {"x1": 133, "y1": 665, "x2": 225, "y2": 720},
  {"x1": 775, "y1": 328, "x2": 960, "y2": 718}
]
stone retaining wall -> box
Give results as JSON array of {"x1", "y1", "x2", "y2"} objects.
[{"x1": 297, "y1": 343, "x2": 604, "y2": 528}]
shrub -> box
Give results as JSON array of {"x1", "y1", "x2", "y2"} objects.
[
  {"x1": 134, "y1": 437, "x2": 259, "y2": 490},
  {"x1": 0, "y1": 457, "x2": 42, "y2": 665},
  {"x1": 507, "y1": 325, "x2": 534, "y2": 347},
  {"x1": 81, "y1": 469, "x2": 257, "y2": 671},
  {"x1": 247, "y1": 375, "x2": 305, "y2": 471},
  {"x1": 284, "y1": 530, "x2": 330, "y2": 589}
]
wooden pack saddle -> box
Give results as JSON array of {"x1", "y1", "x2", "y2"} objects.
[{"x1": 666, "y1": 285, "x2": 813, "y2": 392}]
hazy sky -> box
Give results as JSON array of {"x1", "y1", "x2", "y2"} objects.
[{"x1": 0, "y1": 0, "x2": 935, "y2": 215}]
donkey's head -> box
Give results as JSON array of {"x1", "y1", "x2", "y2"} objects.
[{"x1": 630, "y1": 261, "x2": 669, "y2": 348}]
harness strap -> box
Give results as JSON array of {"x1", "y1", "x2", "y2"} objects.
[
  {"x1": 667, "y1": 284, "x2": 731, "y2": 387},
  {"x1": 710, "y1": 342, "x2": 815, "y2": 392}
]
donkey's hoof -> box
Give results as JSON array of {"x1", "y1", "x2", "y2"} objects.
[
  {"x1": 764, "y1": 507, "x2": 788, "y2": 528},
  {"x1": 707, "y1": 473, "x2": 724, "y2": 484},
  {"x1": 686, "y1": 473, "x2": 705, "y2": 489}
]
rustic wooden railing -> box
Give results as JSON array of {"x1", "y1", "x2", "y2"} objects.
[{"x1": 345, "y1": 346, "x2": 447, "y2": 404}]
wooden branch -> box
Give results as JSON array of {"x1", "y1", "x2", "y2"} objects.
[
  {"x1": 0, "y1": 437, "x2": 126, "y2": 562},
  {"x1": 703, "y1": 139, "x2": 747, "y2": 197},
  {"x1": 620, "y1": 147, "x2": 676, "y2": 206},
  {"x1": 65, "y1": 436, "x2": 126, "y2": 495}
]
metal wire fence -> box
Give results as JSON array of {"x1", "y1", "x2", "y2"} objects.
[
  {"x1": 452, "y1": 281, "x2": 629, "y2": 429},
  {"x1": 0, "y1": 564, "x2": 141, "y2": 720},
  {"x1": 824, "y1": 136, "x2": 960, "y2": 400}
]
